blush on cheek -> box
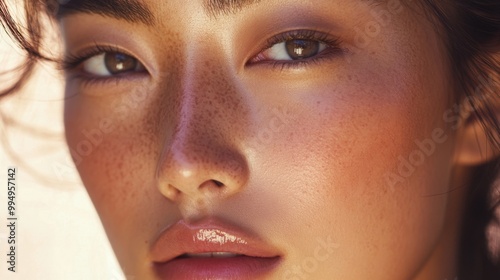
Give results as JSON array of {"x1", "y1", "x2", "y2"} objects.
[{"x1": 256, "y1": 56, "x2": 453, "y2": 275}]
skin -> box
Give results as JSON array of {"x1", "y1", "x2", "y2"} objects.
[{"x1": 61, "y1": 0, "x2": 489, "y2": 279}]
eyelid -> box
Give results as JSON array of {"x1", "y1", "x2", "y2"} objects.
[
  {"x1": 247, "y1": 29, "x2": 344, "y2": 67},
  {"x1": 61, "y1": 45, "x2": 147, "y2": 75},
  {"x1": 265, "y1": 30, "x2": 340, "y2": 49}
]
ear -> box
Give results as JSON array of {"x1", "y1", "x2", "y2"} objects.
[{"x1": 454, "y1": 102, "x2": 500, "y2": 166}]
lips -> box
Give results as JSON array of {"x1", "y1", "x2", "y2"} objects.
[{"x1": 150, "y1": 218, "x2": 282, "y2": 280}]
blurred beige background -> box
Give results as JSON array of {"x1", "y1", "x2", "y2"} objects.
[{"x1": 0, "y1": 5, "x2": 124, "y2": 279}]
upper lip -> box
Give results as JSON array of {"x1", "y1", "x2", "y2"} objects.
[{"x1": 150, "y1": 217, "x2": 281, "y2": 263}]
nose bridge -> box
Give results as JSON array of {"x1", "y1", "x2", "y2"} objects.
[
  {"x1": 175, "y1": 40, "x2": 238, "y2": 153},
  {"x1": 180, "y1": 36, "x2": 237, "y2": 134},
  {"x1": 156, "y1": 37, "x2": 249, "y2": 207}
]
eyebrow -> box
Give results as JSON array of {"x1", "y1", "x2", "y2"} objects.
[
  {"x1": 56, "y1": 0, "x2": 155, "y2": 25},
  {"x1": 203, "y1": 0, "x2": 262, "y2": 17},
  {"x1": 56, "y1": 0, "x2": 262, "y2": 23}
]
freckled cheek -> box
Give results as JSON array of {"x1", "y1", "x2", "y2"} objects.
[
  {"x1": 65, "y1": 106, "x2": 173, "y2": 274},
  {"x1": 249, "y1": 79, "x2": 449, "y2": 217},
  {"x1": 242, "y1": 81, "x2": 450, "y2": 273},
  {"x1": 251, "y1": 81, "x2": 424, "y2": 177},
  {"x1": 64, "y1": 93, "x2": 168, "y2": 237}
]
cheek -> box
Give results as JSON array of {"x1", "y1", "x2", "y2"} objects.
[
  {"x1": 241, "y1": 49, "x2": 454, "y2": 277},
  {"x1": 64, "y1": 85, "x2": 169, "y2": 275},
  {"x1": 65, "y1": 86, "x2": 156, "y2": 206}
]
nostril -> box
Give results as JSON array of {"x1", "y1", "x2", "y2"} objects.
[
  {"x1": 212, "y1": 180, "x2": 224, "y2": 187},
  {"x1": 160, "y1": 184, "x2": 182, "y2": 201}
]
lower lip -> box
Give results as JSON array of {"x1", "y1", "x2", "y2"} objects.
[{"x1": 154, "y1": 256, "x2": 281, "y2": 280}]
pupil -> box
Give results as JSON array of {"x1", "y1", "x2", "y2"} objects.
[
  {"x1": 105, "y1": 52, "x2": 137, "y2": 74},
  {"x1": 285, "y1": 39, "x2": 320, "y2": 60}
]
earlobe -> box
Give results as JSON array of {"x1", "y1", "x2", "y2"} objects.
[{"x1": 454, "y1": 111, "x2": 500, "y2": 166}]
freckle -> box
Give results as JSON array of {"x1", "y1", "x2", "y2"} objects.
[{"x1": 348, "y1": 75, "x2": 352, "y2": 81}]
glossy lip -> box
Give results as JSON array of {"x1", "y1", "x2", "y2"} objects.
[{"x1": 150, "y1": 218, "x2": 282, "y2": 279}]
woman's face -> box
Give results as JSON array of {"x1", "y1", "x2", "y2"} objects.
[{"x1": 62, "y1": 0, "x2": 462, "y2": 279}]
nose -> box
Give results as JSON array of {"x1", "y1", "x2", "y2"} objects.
[
  {"x1": 156, "y1": 46, "x2": 249, "y2": 214},
  {"x1": 158, "y1": 140, "x2": 248, "y2": 204}
]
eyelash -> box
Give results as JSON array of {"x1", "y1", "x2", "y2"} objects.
[
  {"x1": 63, "y1": 45, "x2": 122, "y2": 71},
  {"x1": 62, "y1": 29, "x2": 344, "y2": 85},
  {"x1": 62, "y1": 45, "x2": 143, "y2": 86},
  {"x1": 253, "y1": 29, "x2": 344, "y2": 69}
]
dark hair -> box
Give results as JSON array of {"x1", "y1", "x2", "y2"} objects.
[
  {"x1": 416, "y1": 1, "x2": 500, "y2": 278},
  {"x1": 1, "y1": 0, "x2": 499, "y2": 278}
]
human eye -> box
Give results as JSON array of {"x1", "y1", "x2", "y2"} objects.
[
  {"x1": 248, "y1": 30, "x2": 344, "y2": 68},
  {"x1": 63, "y1": 45, "x2": 147, "y2": 82}
]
